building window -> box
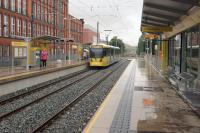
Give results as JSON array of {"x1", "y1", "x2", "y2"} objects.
[
  {"x1": 37, "y1": 24, "x2": 40, "y2": 36},
  {"x1": 41, "y1": 7, "x2": 44, "y2": 21},
  {"x1": 11, "y1": 0, "x2": 15, "y2": 11},
  {"x1": 37, "y1": 5, "x2": 41, "y2": 20},
  {"x1": 18, "y1": 0, "x2": 22, "y2": 13},
  {"x1": 27, "y1": 22, "x2": 31, "y2": 37},
  {"x1": 22, "y1": 0, "x2": 26, "y2": 15},
  {"x1": 33, "y1": 2, "x2": 36, "y2": 18},
  {"x1": 14, "y1": 47, "x2": 26, "y2": 57},
  {"x1": 45, "y1": 8, "x2": 47, "y2": 22},
  {"x1": 4, "y1": 15, "x2": 9, "y2": 37},
  {"x1": 23, "y1": 20, "x2": 26, "y2": 36},
  {"x1": 4, "y1": 0, "x2": 9, "y2": 9},
  {"x1": 17, "y1": 19, "x2": 21, "y2": 35},
  {"x1": 33, "y1": 23, "x2": 36, "y2": 37},
  {"x1": 48, "y1": 27, "x2": 51, "y2": 36},
  {"x1": 3, "y1": 45, "x2": 10, "y2": 62},
  {"x1": 41, "y1": 25, "x2": 44, "y2": 35},
  {"x1": 0, "y1": 14, "x2": 2, "y2": 36},
  {"x1": 11, "y1": 17, "x2": 15, "y2": 35},
  {"x1": 45, "y1": 26, "x2": 47, "y2": 35}
]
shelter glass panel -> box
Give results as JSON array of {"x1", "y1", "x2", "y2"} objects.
[
  {"x1": 186, "y1": 27, "x2": 199, "y2": 77},
  {"x1": 168, "y1": 38, "x2": 174, "y2": 67},
  {"x1": 174, "y1": 34, "x2": 181, "y2": 73}
]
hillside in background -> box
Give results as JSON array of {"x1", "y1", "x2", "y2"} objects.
[{"x1": 124, "y1": 44, "x2": 137, "y2": 57}]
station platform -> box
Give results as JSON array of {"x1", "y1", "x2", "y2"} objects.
[
  {"x1": 0, "y1": 60, "x2": 87, "y2": 97},
  {"x1": 0, "y1": 60, "x2": 87, "y2": 85},
  {"x1": 84, "y1": 58, "x2": 200, "y2": 133}
]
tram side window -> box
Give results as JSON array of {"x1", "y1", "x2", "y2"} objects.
[
  {"x1": 111, "y1": 48, "x2": 114, "y2": 56},
  {"x1": 103, "y1": 48, "x2": 110, "y2": 56}
]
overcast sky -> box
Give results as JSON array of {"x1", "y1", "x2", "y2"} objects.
[{"x1": 69, "y1": 0, "x2": 143, "y2": 46}]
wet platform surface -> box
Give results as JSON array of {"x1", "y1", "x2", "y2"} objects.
[
  {"x1": 0, "y1": 61, "x2": 87, "y2": 97},
  {"x1": 84, "y1": 58, "x2": 200, "y2": 133},
  {"x1": 0, "y1": 60, "x2": 86, "y2": 78}
]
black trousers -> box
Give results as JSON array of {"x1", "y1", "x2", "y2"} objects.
[{"x1": 41, "y1": 60, "x2": 47, "y2": 67}]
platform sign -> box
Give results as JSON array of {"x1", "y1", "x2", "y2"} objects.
[
  {"x1": 12, "y1": 42, "x2": 27, "y2": 47},
  {"x1": 141, "y1": 26, "x2": 172, "y2": 33},
  {"x1": 144, "y1": 34, "x2": 159, "y2": 39}
]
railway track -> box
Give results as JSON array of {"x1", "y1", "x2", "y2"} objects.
[
  {"x1": 0, "y1": 69, "x2": 90, "y2": 105},
  {"x1": 0, "y1": 69, "x2": 99, "y2": 120},
  {"x1": 0, "y1": 60, "x2": 128, "y2": 132},
  {"x1": 32, "y1": 60, "x2": 127, "y2": 132}
]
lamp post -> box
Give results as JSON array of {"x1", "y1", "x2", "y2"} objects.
[{"x1": 104, "y1": 30, "x2": 112, "y2": 45}]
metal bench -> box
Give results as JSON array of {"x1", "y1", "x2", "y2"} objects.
[
  {"x1": 175, "y1": 72, "x2": 195, "y2": 89},
  {"x1": 167, "y1": 66, "x2": 178, "y2": 87}
]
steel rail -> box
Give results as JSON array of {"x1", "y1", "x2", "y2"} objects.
[
  {"x1": 31, "y1": 61, "x2": 125, "y2": 133},
  {"x1": 0, "y1": 70, "x2": 99, "y2": 120},
  {"x1": 0, "y1": 69, "x2": 89, "y2": 105}
]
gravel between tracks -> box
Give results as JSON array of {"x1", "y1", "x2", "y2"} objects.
[
  {"x1": 0, "y1": 70, "x2": 96, "y2": 117},
  {"x1": 42, "y1": 61, "x2": 130, "y2": 133},
  {"x1": 0, "y1": 69, "x2": 89, "y2": 103},
  {"x1": 0, "y1": 60, "x2": 127, "y2": 133}
]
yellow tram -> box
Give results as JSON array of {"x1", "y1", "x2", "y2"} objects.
[{"x1": 89, "y1": 43, "x2": 120, "y2": 67}]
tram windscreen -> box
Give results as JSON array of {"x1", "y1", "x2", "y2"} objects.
[{"x1": 90, "y1": 48, "x2": 103, "y2": 58}]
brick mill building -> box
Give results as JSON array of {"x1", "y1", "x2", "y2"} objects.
[
  {"x1": 0, "y1": 0, "x2": 84, "y2": 67},
  {"x1": 83, "y1": 25, "x2": 97, "y2": 45}
]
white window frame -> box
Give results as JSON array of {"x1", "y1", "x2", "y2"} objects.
[
  {"x1": 17, "y1": 19, "x2": 21, "y2": 35},
  {"x1": 4, "y1": 0, "x2": 9, "y2": 9},
  {"x1": 4, "y1": 15, "x2": 9, "y2": 37},
  {"x1": 22, "y1": 0, "x2": 26, "y2": 15},
  {"x1": 11, "y1": 17, "x2": 15, "y2": 35},
  {"x1": 18, "y1": 0, "x2": 21, "y2": 13},
  {"x1": 11, "y1": 0, "x2": 15, "y2": 11},
  {"x1": 37, "y1": 5, "x2": 41, "y2": 20},
  {"x1": 27, "y1": 21, "x2": 31, "y2": 37},
  {"x1": 23, "y1": 20, "x2": 26, "y2": 36},
  {"x1": 33, "y1": 2, "x2": 36, "y2": 18}
]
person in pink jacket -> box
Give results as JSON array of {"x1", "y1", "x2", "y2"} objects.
[{"x1": 41, "y1": 50, "x2": 48, "y2": 67}]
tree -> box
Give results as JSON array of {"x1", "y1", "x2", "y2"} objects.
[
  {"x1": 109, "y1": 36, "x2": 125, "y2": 54},
  {"x1": 137, "y1": 35, "x2": 146, "y2": 55}
]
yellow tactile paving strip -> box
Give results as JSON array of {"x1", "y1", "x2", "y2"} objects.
[{"x1": 83, "y1": 59, "x2": 136, "y2": 133}]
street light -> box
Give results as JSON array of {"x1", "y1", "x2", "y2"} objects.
[
  {"x1": 64, "y1": 17, "x2": 76, "y2": 61},
  {"x1": 104, "y1": 30, "x2": 112, "y2": 45}
]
